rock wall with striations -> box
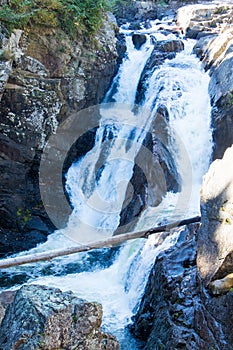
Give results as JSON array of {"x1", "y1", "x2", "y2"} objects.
[{"x1": 0, "y1": 15, "x2": 118, "y2": 256}]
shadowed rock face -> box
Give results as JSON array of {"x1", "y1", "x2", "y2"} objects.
[
  {"x1": 0, "y1": 15, "x2": 118, "y2": 255},
  {"x1": 0, "y1": 284, "x2": 120, "y2": 350},
  {"x1": 132, "y1": 34, "x2": 147, "y2": 50},
  {"x1": 117, "y1": 105, "x2": 181, "y2": 234},
  {"x1": 131, "y1": 222, "x2": 233, "y2": 350}
]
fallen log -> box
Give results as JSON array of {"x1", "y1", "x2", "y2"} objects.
[{"x1": 0, "y1": 216, "x2": 200, "y2": 269}]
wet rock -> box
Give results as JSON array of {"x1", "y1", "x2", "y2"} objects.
[
  {"x1": 131, "y1": 224, "x2": 201, "y2": 349},
  {"x1": 128, "y1": 21, "x2": 143, "y2": 31},
  {"x1": 116, "y1": 32, "x2": 127, "y2": 65},
  {"x1": 155, "y1": 39, "x2": 184, "y2": 53},
  {"x1": 197, "y1": 145, "x2": 233, "y2": 286},
  {"x1": 0, "y1": 284, "x2": 120, "y2": 350},
  {"x1": 0, "y1": 14, "x2": 118, "y2": 255},
  {"x1": 136, "y1": 39, "x2": 184, "y2": 105},
  {"x1": 117, "y1": 105, "x2": 180, "y2": 233},
  {"x1": 113, "y1": 1, "x2": 157, "y2": 27},
  {"x1": 211, "y1": 94, "x2": 233, "y2": 160},
  {"x1": 132, "y1": 33, "x2": 147, "y2": 50},
  {"x1": 131, "y1": 220, "x2": 233, "y2": 349}
]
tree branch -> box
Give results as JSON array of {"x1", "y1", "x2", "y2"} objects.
[{"x1": 0, "y1": 216, "x2": 200, "y2": 269}]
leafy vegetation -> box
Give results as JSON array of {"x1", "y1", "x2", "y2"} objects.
[{"x1": 0, "y1": 0, "x2": 116, "y2": 37}]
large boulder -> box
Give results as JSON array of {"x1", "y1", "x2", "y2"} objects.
[
  {"x1": 135, "y1": 39, "x2": 184, "y2": 105},
  {"x1": 197, "y1": 145, "x2": 233, "y2": 286},
  {"x1": 132, "y1": 33, "x2": 147, "y2": 50},
  {"x1": 117, "y1": 105, "x2": 181, "y2": 233},
  {"x1": 131, "y1": 224, "x2": 204, "y2": 350},
  {"x1": 0, "y1": 284, "x2": 119, "y2": 350}
]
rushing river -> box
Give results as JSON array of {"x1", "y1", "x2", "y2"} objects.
[{"x1": 0, "y1": 18, "x2": 212, "y2": 349}]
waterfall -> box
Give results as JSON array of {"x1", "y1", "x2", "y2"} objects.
[{"x1": 0, "y1": 20, "x2": 212, "y2": 349}]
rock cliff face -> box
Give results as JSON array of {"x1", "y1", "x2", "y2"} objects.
[
  {"x1": 0, "y1": 284, "x2": 119, "y2": 350},
  {"x1": 118, "y1": 104, "x2": 181, "y2": 233},
  {"x1": 132, "y1": 3, "x2": 233, "y2": 349},
  {"x1": 0, "y1": 15, "x2": 118, "y2": 255},
  {"x1": 197, "y1": 145, "x2": 233, "y2": 286}
]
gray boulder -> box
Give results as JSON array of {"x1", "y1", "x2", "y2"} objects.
[
  {"x1": 0, "y1": 284, "x2": 119, "y2": 350},
  {"x1": 132, "y1": 34, "x2": 147, "y2": 50},
  {"x1": 197, "y1": 145, "x2": 233, "y2": 286},
  {"x1": 135, "y1": 39, "x2": 184, "y2": 105}
]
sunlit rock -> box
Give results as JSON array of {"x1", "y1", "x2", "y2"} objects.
[
  {"x1": 197, "y1": 145, "x2": 233, "y2": 285},
  {"x1": 0, "y1": 285, "x2": 120, "y2": 350}
]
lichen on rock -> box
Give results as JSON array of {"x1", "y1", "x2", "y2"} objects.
[
  {"x1": 0, "y1": 12, "x2": 118, "y2": 255},
  {"x1": 0, "y1": 284, "x2": 120, "y2": 350}
]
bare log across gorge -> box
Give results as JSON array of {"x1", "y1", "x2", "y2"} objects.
[{"x1": 0, "y1": 216, "x2": 200, "y2": 269}]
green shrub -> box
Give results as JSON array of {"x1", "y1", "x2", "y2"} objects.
[{"x1": 0, "y1": 0, "x2": 114, "y2": 37}]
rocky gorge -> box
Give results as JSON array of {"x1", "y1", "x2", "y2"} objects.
[{"x1": 0, "y1": 1, "x2": 233, "y2": 350}]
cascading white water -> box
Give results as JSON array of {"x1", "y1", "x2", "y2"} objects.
[
  {"x1": 0, "y1": 20, "x2": 213, "y2": 349},
  {"x1": 58, "y1": 33, "x2": 154, "y2": 244}
]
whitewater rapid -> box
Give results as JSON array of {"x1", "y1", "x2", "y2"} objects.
[{"x1": 0, "y1": 19, "x2": 212, "y2": 349}]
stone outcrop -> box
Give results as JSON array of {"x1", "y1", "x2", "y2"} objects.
[
  {"x1": 132, "y1": 220, "x2": 233, "y2": 350},
  {"x1": 135, "y1": 39, "x2": 184, "y2": 104},
  {"x1": 177, "y1": 3, "x2": 233, "y2": 39},
  {"x1": 182, "y1": 3, "x2": 233, "y2": 160},
  {"x1": 192, "y1": 20, "x2": 233, "y2": 159},
  {"x1": 0, "y1": 15, "x2": 118, "y2": 255},
  {"x1": 0, "y1": 284, "x2": 119, "y2": 350},
  {"x1": 131, "y1": 224, "x2": 202, "y2": 350},
  {"x1": 117, "y1": 104, "x2": 181, "y2": 233},
  {"x1": 197, "y1": 145, "x2": 233, "y2": 286},
  {"x1": 113, "y1": 1, "x2": 157, "y2": 27}
]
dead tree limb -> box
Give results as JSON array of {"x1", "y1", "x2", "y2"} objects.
[{"x1": 0, "y1": 216, "x2": 200, "y2": 269}]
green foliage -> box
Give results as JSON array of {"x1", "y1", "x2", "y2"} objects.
[
  {"x1": 0, "y1": 0, "x2": 113, "y2": 37},
  {"x1": 228, "y1": 92, "x2": 233, "y2": 105},
  {"x1": 16, "y1": 208, "x2": 32, "y2": 225},
  {"x1": 214, "y1": 6, "x2": 229, "y2": 15},
  {"x1": 0, "y1": 48, "x2": 14, "y2": 61}
]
